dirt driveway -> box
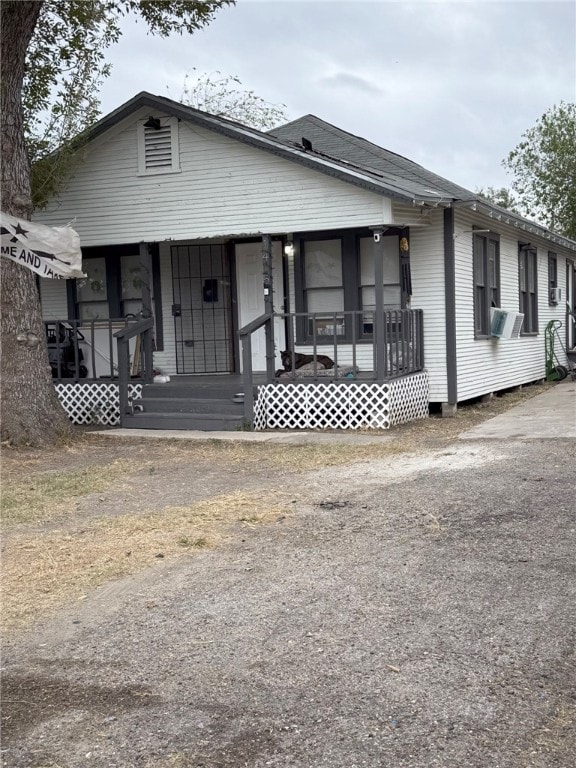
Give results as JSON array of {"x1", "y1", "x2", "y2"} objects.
[{"x1": 2, "y1": 386, "x2": 575, "y2": 767}]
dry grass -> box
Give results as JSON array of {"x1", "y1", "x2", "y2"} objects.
[
  {"x1": 149, "y1": 438, "x2": 410, "y2": 473},
  {"x1": 1, "y1": 489, "x2": 290, "y2": 632},
  {"x1": 0, "y1": 380, "x2": 552, "y2": 634},
  {"x1": 1, "y1": 459, "x2": 134, "y2": 526}
]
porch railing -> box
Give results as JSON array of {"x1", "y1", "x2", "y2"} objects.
[
  {"x1": 238, "y1": 308, "x2": 424, "y2": 423},
  {"x1": 44, "y1": 318, "x2": 148, "y2": 382},
  {"x1": 114, "y1": 317, "x2": 155, "y2": 420}
]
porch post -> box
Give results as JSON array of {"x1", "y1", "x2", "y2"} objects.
[
  {"x1": 139, "y1": 242, "x2": 154, "y2": 382},
  {"x1": 372, "y1": 228, "x2": 386, "y2": 381},
  {"x1": 139, "y1": 242, "x2": 153, "y2": 319},
  {"x1": 262, "y1": 234, "x2": 276, "y2": 381}
]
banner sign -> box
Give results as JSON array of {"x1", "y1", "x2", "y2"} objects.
[{"x1": 0, "y1": 211, "x2": 85, "y2": 279}]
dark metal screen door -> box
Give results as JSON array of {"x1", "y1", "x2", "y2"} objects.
[{"x1": 171, "y1": 244, "x2": 233, "y2": 373}]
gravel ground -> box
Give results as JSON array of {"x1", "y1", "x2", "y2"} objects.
[{"x1": 2, "y1": 430, "x2": 576, "y2": 767}]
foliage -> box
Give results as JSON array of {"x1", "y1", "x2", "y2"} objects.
[
  {"x1": 180, "y1": 69, "x2": 288, "y2": 130},
  {"x1": 25, "y1": 0, "x2": 235, "y2": 208},
  {"x1": 475, "y1": 186, "x2": 520, "y2": 215},
  {"x1": 503, "y1": 102, "x2": 576, "y2": 239}
]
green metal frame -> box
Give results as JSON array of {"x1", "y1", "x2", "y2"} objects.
[{"x1": 545, "y1": 320, "x2": 568, "y2": 381}]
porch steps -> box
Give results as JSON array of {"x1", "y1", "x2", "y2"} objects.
[
  {"x1": 121, "y1": 377, "x2": 252, "y2": 431},
  {"x1": 121, "y1": 412, "x2": 247, "y2": 431}
]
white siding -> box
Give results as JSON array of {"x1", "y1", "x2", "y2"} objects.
[
  {"x1": 34, "y1": 108, "x2": 392, "y2": 245},
  {"x1": 453, "y1": 209, "x2": 572, "y2": 402},
  {"x1": 408, "y1": 213, "x2": 448, "y2": 402},
  {"x1": 392, "y1": 201, "x2": 437, "y2": 229}
]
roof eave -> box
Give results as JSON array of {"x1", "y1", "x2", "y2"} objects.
[{"x1": 453, "y1": 198, "x2": 576, "y2": 251}]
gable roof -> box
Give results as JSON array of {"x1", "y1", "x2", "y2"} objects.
[
  {"x1": 83, "y1": 92, "x2": 575, "y2": 250},
  {"x1": 268, "y1": 114, "x2": 474, "y2": 202}
]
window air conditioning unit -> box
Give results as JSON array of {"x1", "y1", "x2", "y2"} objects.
[
  {"x1": 490, "y1": 308, "x2": 524, "y2": 339},
  {"x1": 550, "y1": 287, "x2": 562, "y2": 305}
]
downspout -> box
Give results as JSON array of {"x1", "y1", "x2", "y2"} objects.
[{"x1": 443, "y1": 208, "x2": 458, "y2": 415}]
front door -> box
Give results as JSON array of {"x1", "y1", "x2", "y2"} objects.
[
  {"x1": 171, "y1": 243, "x2": 233, "y2": 373},
  {"x1": 235, "y1": 241, "x2": 285, "y2": 371}
]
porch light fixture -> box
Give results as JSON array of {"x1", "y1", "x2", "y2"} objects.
[
  {"x1": 453, "y1": 229, "x2": 490, "y2": 240},
  {"x1": 143, "y1": 116, "x2": 162, "y2": 130},
  {"x1": 284, "y1": 241, "x2": 295, "y2": 257}
]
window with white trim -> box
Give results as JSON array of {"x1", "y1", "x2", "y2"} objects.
[{"x1": 137, "y1": 116, "x2": 180, "y2": 175}]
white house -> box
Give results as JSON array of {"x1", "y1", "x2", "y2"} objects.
[{"x1": 35, "y1": 92, "x2": 576, "y2": 429}]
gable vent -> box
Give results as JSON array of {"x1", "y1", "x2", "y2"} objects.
[
  {"x1": 144, "y1": 125, "x2": 173, "y2": 169},
  {"x1": 138, "y1": 117, "x2": 180, "y2": 175}
]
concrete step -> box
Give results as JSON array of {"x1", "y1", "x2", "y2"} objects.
[{"x1": 121, "y1": 412, "x2": 247, "y2": 431}]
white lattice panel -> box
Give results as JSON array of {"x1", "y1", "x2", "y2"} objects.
[
  {"x1": 389, "y1": 371, "x2": 429, "y2": 426},
  {"x1": 253, "y1": 372, "x2": 429, "y2": 431},
  {"x1": 54, "y1": 383, "x2": 142, "y2": 425}
]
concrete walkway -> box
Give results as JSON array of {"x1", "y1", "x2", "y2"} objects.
[
  {"x1": 459, "y1": 379, "x2": 576, "y2": 440},
  {"x1": 91, "y1": 427, "x2": 395, "y2": 445},
  {"x1": 92, "y1": 380, "x2": 576, "y2": 444}
]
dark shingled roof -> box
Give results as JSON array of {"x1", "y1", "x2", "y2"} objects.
[{"x1": 268, "y1": 114, "x2": 476, "y2": 202}]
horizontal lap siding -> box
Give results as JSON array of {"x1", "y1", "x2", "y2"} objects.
[
  {"x1": 454, "y1": 210, "x2": 571, "y2": 401},
  {"x1": 33, "y1": 111, "x2": 389, "y2": 245},
  {"x1": 408, "y1": 215, "x2": 448, "y2": 402}
]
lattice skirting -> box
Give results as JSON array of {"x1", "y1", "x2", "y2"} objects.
[
  {"x1": 253, "y1": 371, "x2": 429, "y2": 430},
  {"x1": 54, "y1": 383, "x2": 143, "y2": 425}
]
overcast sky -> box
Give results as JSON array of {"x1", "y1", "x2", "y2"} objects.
[{"x1": 99, "y1": 0, "x2": 576, "y2": 193}]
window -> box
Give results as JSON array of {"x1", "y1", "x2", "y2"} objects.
[
  {"x1": 519, "y1": 244, "x2": 538, "y2": 334},
  {"x1": 295, "y1": 228, "x2": 406, "y2": 343},
  {"x1": 137, "y1": 117, "x2": 180, "y2": 175},
  {"x1": 121, "y1": 254, "x2": 153, "y2": 317},
  {"x1": 548, "y1": 252, "x2": 558, "y2": 305},
  {"x1": 302, "y1": 238, "x2": 345, "y2": 337},
  {"x1": 359, "y1": 236, "x2": 401, "y2": 334},
  {"x1": 473, "y1": 231, "x2": 500, "y2": 337},
  {"x1": 76, "y1": 257, "x2": 108, "y2": 320},
  {"x1": 73, "y1": 246, "x2": 163, "y2": 350}
]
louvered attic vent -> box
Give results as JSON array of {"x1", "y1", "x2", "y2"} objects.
[
  {"x1": 138, "y1": 117, "x2": 180, "y2": 175},
  {"x1": 144, "y1": 124, "x2": 172, "y2": 169}
]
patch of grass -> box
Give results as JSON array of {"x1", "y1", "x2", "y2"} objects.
[
  {"x1": 177, "y1": 535, "x2": 209, "y2": 548},
  {"x1": 1, "y1": 460, "x2": 133, "y2": 526},
  {"x1": 2, "y1": 490, "x2": 291, "y2": 632},
  {"x1": 141, "y1": 439, "x2": 410, "y2": 474}
]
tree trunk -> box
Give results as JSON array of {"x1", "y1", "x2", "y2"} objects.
[{"x1": 1, "y1": 1, "x2": 72, "y2": 445}]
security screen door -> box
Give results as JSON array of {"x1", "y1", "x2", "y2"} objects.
[{"x1": 171, "y1": 244, "x2": 233, "y2": 373}]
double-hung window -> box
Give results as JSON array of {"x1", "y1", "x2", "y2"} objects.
[
  {"x1": 302, "y1": 238, "x2": 345, "y2": 337},
  {"x1": 76, "y1": 257, "x2": 109, "y2": 320},
  {"x1": 519, "y1": 245, "x2": 538, "y2": 333},
  {"x1": 473, "y1": 231, "x2": 500, "y2": 337}
]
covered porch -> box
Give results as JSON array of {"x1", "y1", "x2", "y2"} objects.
[
  {"x1": 46, "y1": 231, "x2": 429, "y2": 430},
  {"x1": 48, "y1": 304, "x2": 427, "y2": 430}
]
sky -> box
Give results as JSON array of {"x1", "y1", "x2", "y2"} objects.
[{"x1": 99, "y1": 0, "x2": 576, "y2": 193}]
